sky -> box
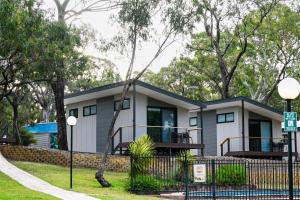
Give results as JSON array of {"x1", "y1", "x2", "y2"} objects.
[{"x1": 41, "y1": 0, "x2": 189, "y2": 78}]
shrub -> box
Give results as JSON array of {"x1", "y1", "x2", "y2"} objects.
[
  {"x1": 132, "y1": 175, "x2": 162, "y2": 192},
  {"x1": 19, "y1": 128, "x2": 36, "y2": 146},
  {"x1": 175, "y1": 151, "x2": 195, "y2": 181},
  {"x1": 209, "y1": 164, "x2": 247, "y2": 186},
  {"x1": 128, "y1": 135, "x2": 155, "y2": 177}
]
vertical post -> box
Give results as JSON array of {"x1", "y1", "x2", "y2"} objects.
[
  {"x1": 200, "y1": 107, "x2": 204, "y2": 156},
  {"x1": 212, "y1": 160, "x2": 216, "y2": 200},
  {"x1": 184, "y1": 153, "x2": 189, "y2": 200},
  {"x1": 70, "y1": 125, "x2": 73, "y2": 190},
  {"x1": 287, "y1": 99, "x2": 293, "y2": 200},
  {"x1": 294, "y1": 131, "x2": 298, "y2": 161},
  {"x1": 130, "y1": 155, "x2": 133, "y2": 191},
  {"x1": 242, "y1": 100, "x2": 245, "y2": 151},
  {"x1": 120, "y1": 128, "x2": 123, "y2": 155},
  {"x1": 133, "y1": 82, "x2": 136, "y2": 141}
]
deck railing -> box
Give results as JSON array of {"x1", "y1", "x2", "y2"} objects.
[
  {"x1": 111, "y1": 125, "x2": 202, "y2": 155},
  {"x1": 220, "y1": 136, "x2": 295, "y2": 156}
]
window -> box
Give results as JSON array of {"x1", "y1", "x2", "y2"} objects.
[
  {"x1": 114, "y1": 99, "x2": 130, "y2": 111},
  {"x1": 189, "y1": 117, "x2": 198, "y2": 126},
  {"x1": 83, "y1": 105, "x2": 97, "y2": 116},
  {"x1": 217, "y1": 112, "x2": 234, "y2": 123},
  {"x1": 69, "y1": 108, "x2": 78, "y2": 118}
]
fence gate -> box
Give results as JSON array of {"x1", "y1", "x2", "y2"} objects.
[{"x1": 130, "y1": 156, "x2": 300, "y2": 200}]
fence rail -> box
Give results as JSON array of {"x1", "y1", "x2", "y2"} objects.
[{"x1": 130, "y1": 155, "x2": 300, "y2": 199}]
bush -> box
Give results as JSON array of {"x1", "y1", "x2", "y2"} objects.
[
  {"x1": 128, "y1": 135, "x2": 155, "y2": 176},
  {"x1": 175, "y1": 151, "x2": 195, "y2": 181},
  {"x1": 132, "y1": 175, "x2": 162, "y2": 192},
  {"x1": 209, "y1": 164, "x2": 247, "y2": 186},
  {"x1": 19, "y1": 128, "x2": 36, "y2": 146}
]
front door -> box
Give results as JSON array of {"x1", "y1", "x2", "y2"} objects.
[
  {"x1": 249, "y1": 120, "x2": 272, "y2": 152},
  {"x1": 147, "y1": 107, "x2": 177, "y2": 143}
]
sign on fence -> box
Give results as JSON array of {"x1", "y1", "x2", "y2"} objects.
[
  {"x1": 284, "y1": 112, "x2": 297, "y2": 132},
  {"x1": 193, "y1": 164, "x2": 206, "y2": 183}
]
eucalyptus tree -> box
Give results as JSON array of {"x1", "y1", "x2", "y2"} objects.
[
  {"x1": 188, "y1": 0, "x2": 279, "y2": 99},
  {"x1": 67, "y1": 57, "x2": 121, "y2": 92},
  {"x1": 95, "y1": 0, "x2": 193, "y2": 187},
  {"x1": 48, "y1": 0, "x2": 121, "y2": 150},
  {"x1": 34, "y1": 21, "x2": 89, "y2": 149},
  {"x1": 233, "y1": 4, "x2": 300, "y2": 103}
]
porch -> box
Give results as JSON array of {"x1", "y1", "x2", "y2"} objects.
[
  {"x1": 220, "y1": 136, "x2": 298, "y2": 159},
  {"x1": 111, "y1": 125, "x2": 204, "y2": 155}
]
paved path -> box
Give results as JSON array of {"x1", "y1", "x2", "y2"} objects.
[{"x1": 0, "y1": 152, "x2": 98, "y2": 200}]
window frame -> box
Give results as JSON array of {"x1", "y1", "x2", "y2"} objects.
[
  {"x1": 83, "y1": 105, "x2": 97, "y2": 117},
  {"x1": 114, "y1": 98, "x2": 130, "y2": 111},
  {"x1": 217, "y1": 112, "x2": 235, "y2": 124},
  {"x1": 69, "y1": 108, "x2": 78, "y2": 118},
  {"x1": 189, "y1": 117, "x2": 198, "y2": 127}
]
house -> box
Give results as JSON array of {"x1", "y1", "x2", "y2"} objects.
[
  {"x1": 64, "y1": 81, "x2": 297, "y2": 159},
  {"x1": 189, "y1": 97, "x2": 298, "y2": 159},
  {"x1": 64, "y1": 81, "x2": 206, "y2": 155},
  {"x1": 24, "y1": 122, "x2": 58, "y2": 149}
]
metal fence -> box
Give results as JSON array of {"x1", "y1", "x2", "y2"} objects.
[{"x1": 130, "y1": 155, "x2": 300, "y2": 199}]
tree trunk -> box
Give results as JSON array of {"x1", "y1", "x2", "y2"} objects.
[
  {"x1": 12, "y1": 97, "x2": 22, "y2": 145},
  {"x1": 95, "y1": 82, "x2": 132, "y2": 187},
  {"x1": 51, "y1": 74, "x2": 68, "y2": 150}
]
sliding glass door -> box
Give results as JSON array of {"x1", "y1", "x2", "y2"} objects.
[
  {"x1": 147, "y1": 107, "x2": 177, "y2": 143},
  {"x1": 249, "y1": 120, "x2": 272, "y2": 152}
]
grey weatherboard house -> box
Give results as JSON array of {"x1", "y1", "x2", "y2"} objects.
[
  {"x1": 64, "y1": 81, "x2": 299, "y2": 159},
  {"x1": 64, "y1": 80, "x2": 206, "y2": 155}
]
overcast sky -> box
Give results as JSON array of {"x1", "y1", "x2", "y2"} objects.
[{"x1": 41, "y1": 0, "x2": 188, "y2": 78}]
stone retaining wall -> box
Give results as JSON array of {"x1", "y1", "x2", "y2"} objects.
[{"x1": 0, "y1": 145, "x2": 130, "y2": 172}]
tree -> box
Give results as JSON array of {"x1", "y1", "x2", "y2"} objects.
[
  {"x1": 233, "y1": 4, "x2": 300, "y2": 103},
  {"x1": 30, "y1": 83, "x2": 55, "y2": 122},
  {"x1": 95, "y1": 0, "x2": 185, "y2": 187},
  {"x1": 49, "y1": 0, "x2": 121, "y2": 150},
  {"x1": 188, "y1": 0, "x2": 279, "y2": 99},
  {"x1": 139, "y1": 58, "x2": 212, "y2": 101},
  {"x1": 34, "y1": 21, "x2": 89, "y2": 150},
  {"x1": 67, "y1": 57, "x2": 121, "y2": 92},
  {"x1": 0, "y1": 0, "x2": 45, "y2": 101}
]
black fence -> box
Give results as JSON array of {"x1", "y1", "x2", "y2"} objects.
[{"x1": 130, "y1": 155, "x2": 300, "y2": 199}]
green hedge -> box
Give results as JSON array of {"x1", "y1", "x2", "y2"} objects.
[{"x1": 208, "y1": 164, "x2": 247, "y2": 186}]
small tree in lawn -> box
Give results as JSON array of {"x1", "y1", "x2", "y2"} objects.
[{"x1": 95, "y1": 0, "x2": 193, "y2": 187}]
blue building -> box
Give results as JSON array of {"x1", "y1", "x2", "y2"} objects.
[{"x1": 24, "y1": 122, "x2": 58, "y2": 149}]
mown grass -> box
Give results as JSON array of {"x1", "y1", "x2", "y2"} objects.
[
  {"x1": 0, "y1": 171, "x2": 59, "y2": 200},
  {"x1": 12, "y1": 161, "x2": 163, "y2": 200}
]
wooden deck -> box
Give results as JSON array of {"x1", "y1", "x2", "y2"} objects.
[
  {"x1": 118, "y1": 142, "x2": 205, "y2": 150},
  {"x1": 225, "y1": 151, "x2": 298, "y2": 159}
]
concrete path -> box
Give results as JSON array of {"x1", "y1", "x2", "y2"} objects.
[{"x1": 0, "y1": 152, "x2": 98, "y2": 200}]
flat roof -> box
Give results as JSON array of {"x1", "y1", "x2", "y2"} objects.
[
  {"x1": 64, "y1": 80, "x2": 206, "y2": 110},
  {"x1": 192, "y1": 96, "x2": 283, "y2": 121},
  {"x1": 24, "y1": 122, "x2": 57, "y2": 134}
]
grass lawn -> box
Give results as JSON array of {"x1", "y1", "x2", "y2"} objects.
[
  {"x1": 0, "y1": 171, "x2": 59, "y2": 200},
  {"x1": 12, "y1": 161, "x2": 163, "y2": 200}
]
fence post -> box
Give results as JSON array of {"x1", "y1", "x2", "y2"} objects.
[
  {"x1": 184, "y1": 153, "x2": 189, "y2": 200},
  {"x1": 130, "y1": 155, "x2": 133, "y2": 191},
  {"x1": 212, "y1": 160, "x2": 216, "y2": 200}
]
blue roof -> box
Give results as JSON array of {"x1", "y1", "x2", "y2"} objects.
[{"x1": 24, "y1": 122, "x2": 57, "y2": 134}]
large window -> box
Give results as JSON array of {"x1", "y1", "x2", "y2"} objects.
[
  {"x1": 217, "y1": 112, "x2": 234, "y2": 123},
  {"x1": 114, "y1": 99, "x2": 130, "y2": 111},
  {"x1": 69, "y1": 108, "x2": 78, "y2": 118},
  {"x1": 83, "y1": 105, "x2": 97, "y2": 116}
]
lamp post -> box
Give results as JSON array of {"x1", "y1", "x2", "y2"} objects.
[
  {"x1": 278, "y1": 77, "x2": 300, "y2": 200},
  {"x1": 67, "y1": 116, "x2": 77, "y2": 190}
]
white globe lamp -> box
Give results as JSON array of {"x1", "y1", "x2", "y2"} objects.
[
  {"x1": 67, "y1": 116, "x2": 77, "y2": 126},
  {"x1": 278, "y1": 77, "x2": 300, "y2": 100}
]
